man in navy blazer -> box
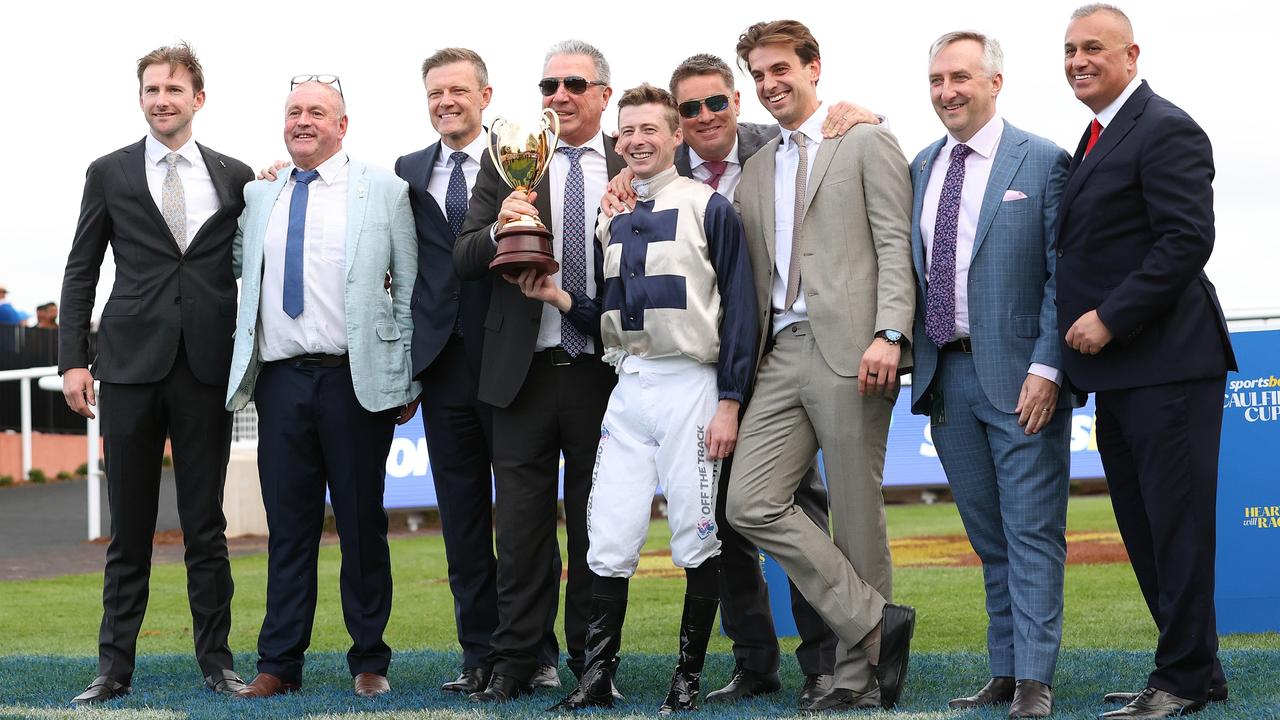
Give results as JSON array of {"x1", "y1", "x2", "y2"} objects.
[
  {"x1": 909, "y1": 32, "x2": 1071, "y2": 719},
  {"x1": 393, "y1": 47, "x2": 558, "y2": 695},
  {"x1": 1058, "y1": 6, "x2": 1236, "y2": 719}
]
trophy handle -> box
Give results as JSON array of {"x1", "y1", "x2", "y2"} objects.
[
  {"x1": 486, "y1": 117, "x2": 509, "y2": 179},
  {"x1": 541, "y1": 107, "x2": 560, "y2": 147}
]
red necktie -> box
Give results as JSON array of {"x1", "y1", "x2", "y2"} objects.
[
  {"x1": 701, "y1": 160, "x2": 728, "y2": 190},
  {"x1": 1084, "y1": 118, "x2": 1103, "y2": 157}
]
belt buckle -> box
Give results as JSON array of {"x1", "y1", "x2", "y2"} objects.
[{"x1": 550, "y1": 348, "x2": 572, "y2": 366}]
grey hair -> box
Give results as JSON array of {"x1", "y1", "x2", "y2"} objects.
[
  {"x1": 1072, "y1": 3, "x2": 1131, "y2": 22},
  {"x1": 928, "y1": 30, "x2": 1004, "y2": 77},
  {"x1": 544, "y1": 39, "x2": 611, "y2": 85}
]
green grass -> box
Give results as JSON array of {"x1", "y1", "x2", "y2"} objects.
[{"x1": 2, "y1": 496, "x2": 1276, "y2": 660}]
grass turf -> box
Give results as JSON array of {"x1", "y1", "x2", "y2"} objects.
[
  {"x1": 1, "y1": 649, "x2": 1278, "y2": 719},
  {"x1": 3, "y1": 496, "x2": 1278, "y2": 717}
]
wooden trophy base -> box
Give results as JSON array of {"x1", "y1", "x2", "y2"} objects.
[{"x1": 489, "y1": 223, "x2": 560, "y2": 276}]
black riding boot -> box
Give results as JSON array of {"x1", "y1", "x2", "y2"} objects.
[
  {"x1": 659, "y1": 591, "x2": 720, "y2": 713},
  {"x1": 549, "y1": 580, "x2": 628, "y2": 711}
]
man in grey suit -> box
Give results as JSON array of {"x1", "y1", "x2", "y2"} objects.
[
  {"x1": 908, "y1": 31, "x2": 1071, "y2": 719},
  {"x1": 725, "y1": 20, "x2": 916, "y2": 712}
]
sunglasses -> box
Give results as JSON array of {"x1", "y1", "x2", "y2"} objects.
[
  {"x1": 291, "y1": 74, "x2": 344, "y2": 98},
  {"x1": 539, "y1": 76, "x2": 607, "y2": 97},
  {"x1": 677, "y1": 94, "x2": 731, "y2": 119}
]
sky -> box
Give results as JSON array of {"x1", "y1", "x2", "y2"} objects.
[{"x1": 2, "y1": 0, "x2": 1275, "y2": 319}]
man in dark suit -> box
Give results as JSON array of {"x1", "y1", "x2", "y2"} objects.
[
  {"x1": 58, "y1": 43, "x2": 253, "y2": 705},
  {"x1": 1058, "y1": 6, "x2": 1236, "y2": 719},
  {"x1": 453, "y1": 39, "x2": 623, "y2": 703},
  {"x1": 394, "y1": 47, "x2": 559, "y2": 695}
]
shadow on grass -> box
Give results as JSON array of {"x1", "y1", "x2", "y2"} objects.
[{"x1": 3, "y1": 649, "x2": 1279, "y2": 719}]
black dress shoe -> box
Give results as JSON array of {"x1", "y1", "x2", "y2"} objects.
[
  {"x1": 1009, "y1": 679, "x2": 1053, "y2": 718},
  {"x1": 205, "y1": 668, "x2": 247, "y2": 695},
  {"x1": 1098, "y1": 687, "x2": 1206, "y2": 719},
  {"x1": 949, "y1": 676, "x2": 1015, "y2": 709},
  {"x1": 797, "y1": 674, "x2": 835, "y2": 711},
  {"x1": 468, "y1": 672, "x2": 524, "y2": 703},
  {"x1": 704, "y1": 666, "x2": 782, "y2": 703},
  {"x1": 531, "y1": 663, "x2": 562, "y2": 689},
  {"x1": 1105, "y1": 684, "x2": 1228, "y2": 704},
  {"x1": 874, "y1": 603, "x2": 916, "y2": 709},
  {"x1": 443, "y1": 667, "x2": 490, "y2": 694},
  {"x1": 800, "y1": 688, "x2": 880, "y2": 714},
  {"x1": 71, "y1": 676, "x2": 130, "y2": 705}
]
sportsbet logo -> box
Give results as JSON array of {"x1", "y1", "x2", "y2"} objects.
[
  {"x1": 1224, "y1": 375, "x2": 1280, "y2": 422},
  {"x1": 1243, "y1": 505, "x2": 1280, "y2": 530}
]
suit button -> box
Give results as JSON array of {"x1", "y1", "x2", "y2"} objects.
[
  {"x1": 451, "y1": 292, "x2": 459, "y2": 301},
  {"x1": 173, "y1": 296, "x2": 181, "y2": 304},
  {"x1": 1057, "y1": 249, "x2": 1064, "y2": 257},
  {"x1": 633, "y1": 228, "x2": 640, "y2": 235}
]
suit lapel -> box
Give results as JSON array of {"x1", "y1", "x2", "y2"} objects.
[
  {"x1": 758, "y1": 138, "x2": 779, "y2": 270},
  {"x1": 1060, "y1": 81, "x2": 1152, "y2": 226},
  {"x1": 801, "y1": 133, "x2": 839, "y2": 219},
  {"x1": 346, "y1": 160, "x2": 368, "y2": 279},
  {"x1": 675, "y1": 143, "x2": 692, "y2": 178},
  {"x1": 419, "y1": 141, "x2": 451, "y2": 228},
  {"x1": 972, "y1": 123, "x2": 1028, "y2": 260},
  {"x1": 120, "y1": 138, "x2": 179, "y2": 249},
  {"x1": 191, "y1": 143, "x2": 237, "y2": 248},
  {"x1": 912, "y1": 139, "x2": 946, "y2": 290}
]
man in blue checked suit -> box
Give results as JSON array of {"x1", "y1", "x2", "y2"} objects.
[
  {"x1": 225, "y1": 78, "x2": 418, "y2": 700},
  {"x1": 908, "y1": 32, "x2": 1072, "y2": 719}
]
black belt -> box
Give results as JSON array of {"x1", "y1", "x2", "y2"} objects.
[
  {"x1": 278, "y1": 353, "x2": 348, "y2": 368},
  {"x1": 535, "y1": 347, "x2": 599, "y2": 367},
  {"x1": 940, "y1": 338, "x2": 973, "y2": 353}
]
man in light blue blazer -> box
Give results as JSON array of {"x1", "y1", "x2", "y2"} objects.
[
  {"x1": 225, "y1": 78, "x2": 418, "y2": 701},
  {"x1": 908, "y1": 32, "x2": 1072, "y2": 719}
]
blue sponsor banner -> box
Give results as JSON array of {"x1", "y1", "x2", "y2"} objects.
[
  {"x1": 381, "y1": 384, "x2": 1106, "y2": 509},
  {"x1": 1216, "y1": 329, "x2": 1280, "y2": 633}
]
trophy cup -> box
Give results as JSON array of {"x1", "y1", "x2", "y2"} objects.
[{"x1": 487, "y1": 109, "x2": 560, "y2": 275}]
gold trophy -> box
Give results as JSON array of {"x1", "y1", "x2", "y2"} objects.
[{"x1": 487, "y1": 109, "x2": 561, "y2": 275}]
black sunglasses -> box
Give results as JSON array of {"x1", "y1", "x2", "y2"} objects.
[
  {"x1": 539, "y1": 76, "x2": 607, "y2": 97},
  {"x1": 291, "y1": 74, "x2": 344, "y2": 98},
  {"x1": 677, "y1": 94, "x2": 731, "y2": 119}
]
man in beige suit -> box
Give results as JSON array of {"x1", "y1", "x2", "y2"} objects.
[{"x1": 725, "y1": 19, "x2": 917, "y2": 712}]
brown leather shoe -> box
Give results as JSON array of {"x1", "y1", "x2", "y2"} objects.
[
  {"x1": 354, "y1": 672, "x2": 391, "y2": 698},
  {"x1": 949, "y1": 676, "x2": 1016, "y2": 709},
  {"x1": 234, "y1": 672, "x2": 300, "y2": 699},
  {"x1": 1009, "y1": 679, "x2": 1053, "y2": 718}
]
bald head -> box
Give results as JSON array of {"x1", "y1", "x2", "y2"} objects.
[{"x1": 1065, "y1": 3, "x2": 1140, "y2": 113}]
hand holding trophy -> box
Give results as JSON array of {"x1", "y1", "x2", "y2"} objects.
[{"x1": 488, "y1": 109, "x2": 561, "y2": 275}]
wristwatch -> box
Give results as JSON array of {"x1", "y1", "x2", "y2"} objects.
[{"x1": 876, "y1": 329, "x2": 905, "y2": 346}]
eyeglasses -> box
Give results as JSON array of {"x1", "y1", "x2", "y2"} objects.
[
  {"x1": 677, "y1": 94, "x2": 731, "y2": 119},
  {"x1": 538, "y1": 76, "x2": 607, "y2": 97},
  {"x1": 291, "y1": 74, "x2": 344, "y2": 98}
]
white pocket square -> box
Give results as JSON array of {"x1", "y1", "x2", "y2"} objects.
[{"x1": 1002, "y1": 190, "x2": 1028, "y2": 201}]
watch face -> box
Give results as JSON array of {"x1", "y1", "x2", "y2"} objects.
[{"x1": 882, "y1": 330, "x2": 902, "y2": 342}]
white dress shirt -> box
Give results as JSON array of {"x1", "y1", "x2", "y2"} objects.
[
  {"x1": 921, "y1": 114, "x2": 1060, "y2": 386},
  {"x1": 534, "y1": 132, "x2": 607, "y2": 353},
  {"x1": 689, "y1": 138, "x2": 743, "y2": 199},
  {"x1": 143, "y1": 133, "x2": 220, "y2": 249},
  {"x1": 1095, "y1": 76, "x2": 1143, "y2": 132},
  {"x1": 770, "y1": 103, "x2": 826, "y2": 337},
  {"x1": 259, "y1": 152, "x2": 351, "y2": 362},
  {"x1": 427, "y1": 132, "x2": 488, "y2": 214}
]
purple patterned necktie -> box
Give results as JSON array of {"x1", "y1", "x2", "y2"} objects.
[
  {"x1": 925, "y1": 143, "x2": 972, "y2": 348},
  {"x1": 558, "y1": 146, "x2": 589, "y2": 357}
]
